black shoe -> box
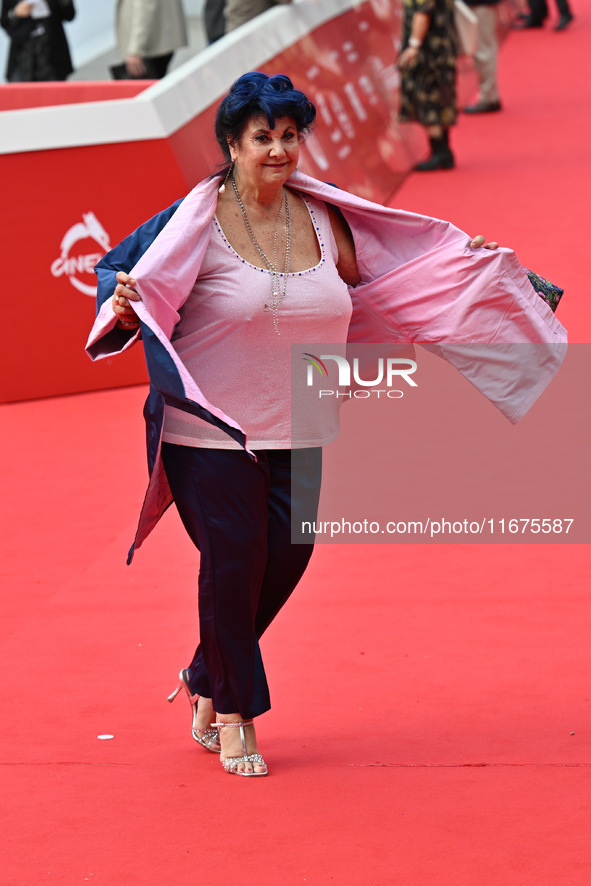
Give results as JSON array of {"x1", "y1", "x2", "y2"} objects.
[
  {"x1": 554, "y1": 12, "x2": 573, "y2": 29},
  {"x1": 463, "y1": 100, "x2": 502, "y2": 114},
  {"x1": 415, "y1": 149, "x2": 455, "y2": 171},
  {"x1": 519, "y1": 15, "x2": 545, "y2": 27}
]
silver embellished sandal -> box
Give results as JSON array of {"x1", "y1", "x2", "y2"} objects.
[
  {"x1": 167, "y1": 669, "x2": 221, "y2": 753},
  {"x1": 213, "y1": 720, "x2": 268, "y2": 777}
]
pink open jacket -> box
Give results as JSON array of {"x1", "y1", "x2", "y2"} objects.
[{"x1": 86, "y1": 171, "x2": 567, "y2": 561}]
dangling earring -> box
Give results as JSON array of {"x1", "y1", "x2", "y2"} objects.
[{"x1": 218, "y1": 161, "x2": 234, "y2": 194}]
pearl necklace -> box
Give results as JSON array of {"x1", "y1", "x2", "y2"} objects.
[{"x1": 230, "y1": 172, "x2": 291, "y2": 336}]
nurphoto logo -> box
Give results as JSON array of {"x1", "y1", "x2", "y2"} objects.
[{"x1": 303, "y1": 352, "x2": 418, "y2": 399}]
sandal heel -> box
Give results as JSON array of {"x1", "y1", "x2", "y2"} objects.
[{"x1": 168, "y1": 669, "x2": 221, "y2": 753}]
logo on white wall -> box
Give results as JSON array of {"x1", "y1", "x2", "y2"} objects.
[{"x1": 51, "y1": 213, "x2": 111, "y2": 296}]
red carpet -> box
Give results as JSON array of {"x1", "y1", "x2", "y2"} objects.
[{"x1": 2, "y1": 13, "x2": 590, "y2": 885}]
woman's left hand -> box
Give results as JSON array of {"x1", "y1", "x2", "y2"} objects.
[
  {"x1": 470, "y1": 235, "x2": 500, "y2": 250},
  {"x1": 397, "y1": 46, "x2": 420, "y2": 69}
]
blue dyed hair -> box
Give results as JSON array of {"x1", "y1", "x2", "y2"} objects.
[{"x1": 215, "y1": 72, "x2": 316, "y2": 161}]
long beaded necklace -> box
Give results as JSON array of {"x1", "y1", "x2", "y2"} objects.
[{"x1": 230, "y1": 172, "x2": 291, "y2": 336}]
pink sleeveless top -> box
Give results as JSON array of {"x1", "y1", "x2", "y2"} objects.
[{"x1": 162, "y1": 195, "x2": 352, "y2": 449}]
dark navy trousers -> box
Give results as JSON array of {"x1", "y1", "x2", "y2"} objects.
[{"x1": 160, "y1": 444, "x2": 322, "y2": 719}]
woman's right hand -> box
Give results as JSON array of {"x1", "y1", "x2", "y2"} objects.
[{"x1": 112, "y1": 271, "x2": 141, "y2": 328}]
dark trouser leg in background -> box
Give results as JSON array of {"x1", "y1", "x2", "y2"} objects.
[{"x1": 525, "y1": 0, "x2": 548, "y2": 24}]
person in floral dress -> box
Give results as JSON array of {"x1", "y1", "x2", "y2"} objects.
[{"x1": 398, "y1": 0, "x2": 457, "y2": 170}]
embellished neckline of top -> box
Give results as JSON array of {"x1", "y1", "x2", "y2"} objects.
[{"x1": 212, "y1": 197, "x2": 326, "y2": 278}]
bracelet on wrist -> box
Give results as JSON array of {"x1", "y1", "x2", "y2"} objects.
[{"x1": 408, "y1": 37, "x2": 422, "y2": 49}]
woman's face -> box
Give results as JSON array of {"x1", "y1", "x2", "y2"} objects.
[{"x1": 230, "y1": 115, "x2": 300, "y2": 190}]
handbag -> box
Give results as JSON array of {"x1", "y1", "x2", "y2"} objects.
[
  {"x1": 110, "y1": 59, "x2": 160, "y2": 80},
  {"x1": 454, "y1": 0, "x2": 478, "y2": 56},
  {"x1": 525, "y1": 270, "x2": 564, "y2": 313}
]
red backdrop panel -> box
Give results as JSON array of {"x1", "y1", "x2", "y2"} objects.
[{"x1": 0, "y1": 139, "x2": 191, "y2": 402}]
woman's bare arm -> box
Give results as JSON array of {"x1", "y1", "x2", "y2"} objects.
[{"x1": 327, "y1": 204, "x2": 361, "y2": 287}]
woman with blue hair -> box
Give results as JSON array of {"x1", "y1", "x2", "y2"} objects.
[{"x1": 87, "y1": 71, "x2": 565, "y2": 778}]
